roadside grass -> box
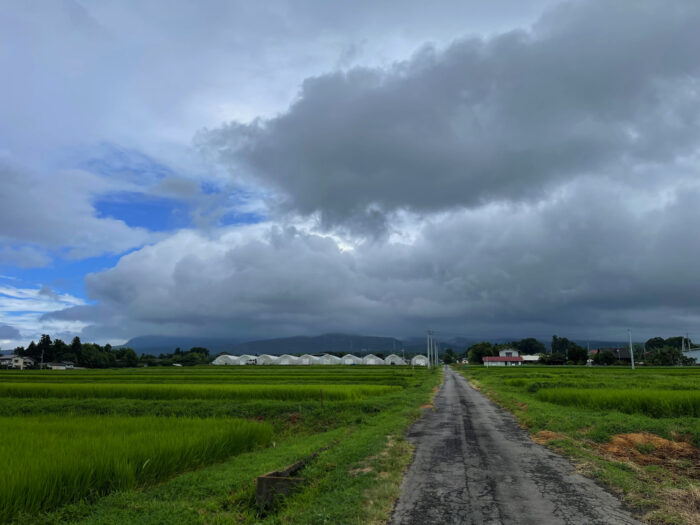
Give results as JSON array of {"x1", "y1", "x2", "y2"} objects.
[
  {"x1": 457, "y1": 366, "x2": 700, "y2": 524},
  {"x1": 18, "y1": 369, "x2": 441, "y2": 525}
]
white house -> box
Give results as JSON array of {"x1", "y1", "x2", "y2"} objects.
[
  {"x1": 384, "y1": 354, "x2": 407, "y2": 365},
  {"x1": 411, "y1": 355, "x2": 429, "y2": 367},
  {"x1": 498, "y1": 348, "x2": 519, "y2": 357},
  {"x1": 318, "y1": 354, "x2": 342, "y2": 365},
  {"x1": 11, "y1": 356, "x2": 36, "y2": 369},
  {"x1": 341, "y1": 354, "x2": 363, "y2": 365},
  {"x1": 256, "y1": 354, "x2": 280, "y2": 365},
  {"x1": 277, "y1": 354, "x2": 300, "y2": 365}
]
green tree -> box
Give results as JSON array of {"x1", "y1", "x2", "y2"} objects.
[
  {"x1": 512, "y1": 338, "x2": 546, "y2": 355},
  {"x1": 567, "y1": 344, "x2": 588, "y2": 364},
  {"x1": 443, "y1": 348, "x2": 457, "y2": 364},
  {"x1": 467, "y1": 342, "x2": 494, "y2": 364},
  {"x1": 594, "y1": 350, "x2": 616, "y2": 365}
]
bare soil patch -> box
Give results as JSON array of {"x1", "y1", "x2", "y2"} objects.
[{"x1": 602, "y1": 433, "x2": 700, "y2": 478}]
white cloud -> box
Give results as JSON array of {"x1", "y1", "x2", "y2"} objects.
[{"x1": 0, "y1": 284, "x2": 87, "y2": 347}]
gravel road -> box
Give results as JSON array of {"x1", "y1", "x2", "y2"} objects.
[{"x1": 391, "y1": 367, "x2": 642, "y2": 525}]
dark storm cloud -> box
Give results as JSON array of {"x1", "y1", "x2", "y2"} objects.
[{"x1": 200, "y1": 0, "x2": 700, "y2": 232}]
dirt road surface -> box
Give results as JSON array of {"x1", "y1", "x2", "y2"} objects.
[{"x1": 391, "y1": 367, "x2": 642, "y2": 525}]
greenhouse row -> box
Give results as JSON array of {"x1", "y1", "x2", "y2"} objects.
[{"x1": 211, "y1": 353, "x2": 429, "y2": 366}]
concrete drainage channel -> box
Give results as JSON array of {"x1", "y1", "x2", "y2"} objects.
[{"x1": 255, "y1": 443, "x2": 336, "y2": 511}]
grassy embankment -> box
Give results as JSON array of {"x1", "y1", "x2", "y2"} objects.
[
  {"x1": 0, "y1": 366, "x2": 440, "y2": 524},
  {"x1": 457, "y1": 366, "x2": 700, "y2": 525}
]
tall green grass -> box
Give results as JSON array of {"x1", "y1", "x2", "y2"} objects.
[
  {"x1": 0, "y1": 382, "x2": 398, "y2": 401},
  {"x1": 0, "y1": 415, "x2": 272, "y2": 522},
  {"x1": 536, "y1": 388, "x2": 700, "y2": 417}
]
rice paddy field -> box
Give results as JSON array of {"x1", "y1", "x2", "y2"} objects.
[
  {"x1": 459, "y1": 366, "x2": 700, "y2": 525},
  {"x1": 0, "y1": 365, "x2": 439, "y2": 524}
]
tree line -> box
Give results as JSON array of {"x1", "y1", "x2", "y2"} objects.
[
  {"x1": 11, "y1": 335, "x2": 212, "y2": 368},
  {"x1": 445, "y1": 335, "x2": 696, "y2": 366}
]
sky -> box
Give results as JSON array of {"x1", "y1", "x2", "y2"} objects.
[{"x1": 1, "y1": 0, "x2": 700, "y2": 348}]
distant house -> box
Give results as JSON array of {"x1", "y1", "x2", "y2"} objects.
[
  {"x1": 683, "y1": 349, "x2": 700, "y2": 364},
  {"x1": 0, "y1": 355, "x2": 13, "y2": 368},
  {"x1": 46, "y1": 361, "x2": 75, "y2": 370},
  {"x1": 411, "y1": 355, "x2": 429, "y2": 367},
  {"x1": 10, "y1": 356, "x2": 35, "y2": 370},
  {"x1": 484, "y1": 349, "x2": 523, "y2": 367},
  {"x1": 384, "y1": 354, "x2": 406, "y2": 366}
]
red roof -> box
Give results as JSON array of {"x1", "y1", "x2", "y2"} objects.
[{"x1": 483, "y1": 356, "x2": 523, "y2": 362}]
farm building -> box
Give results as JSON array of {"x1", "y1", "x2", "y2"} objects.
[
  {"x1": 318, "y1": 354, "x2": 342, "y2": 365},
  {"x1": 411, "y1": 355, "x2": 429, "y2": 366},
  {"x1": 342, "y1": 354, "x2": 363, "y2": 365},
  {"x1": 484, "y1": 350, "x2": 523, "y2": 367},
  {"x1": 362, "y1": 354, "x2": 384, "y2": 365},
  {"x1": 238, "y1": 355, "x2": 257, "y2": 365},
  {"x1": 299, "y1": 354, "x2": 320, "y2": 365},
  {"x1": 684, "y1": 349, "x2": 700, "y2": 364},
  {"x1": 256, "y1": 354, "x2": 280, "y2": 365},
  {"x1": 277, "y1": 354, "x2": 300, "y2": 365},
  {"x1": 384, "y1": 354, "x2": 406, "y2": 365},
  {"x1": 521, "y1": 355, "x2": 540, "y2": 363},
  {"x1": 46, "y1": 361, "x2": 75, "y2": 370}
]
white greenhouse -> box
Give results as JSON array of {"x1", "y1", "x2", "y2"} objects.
[
  {"x1": 212, "y1": 354, "x2": 242, "y2": 365},
  {"x1": 411, "y1": 355, "x2": 429, "y2": 367},
  {"x1": 341, "y1": 354, "x2": 363, "y2": 365},
  {"x1": 256, "y1": 354, "x2": 280, "y2": 365},
  {"x1": 384, "y1": 354, "x2": 407, "y2": 366},
  {"x1": 318, "y1": 354, "x2": 342, "y2": 365},
  {"x1": 362, "y1": 354, "x2": 384, "y2": 365},
  {"x1": 299, "y1": 354, "x2": 320, "y2": 365},
  {"x1": 277, "y1": 354, "x2": 300, "y2": 365}
]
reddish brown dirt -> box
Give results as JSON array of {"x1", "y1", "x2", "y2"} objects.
[{"x1": 602, "y1": 433, "x2": 700, "y2": 478}]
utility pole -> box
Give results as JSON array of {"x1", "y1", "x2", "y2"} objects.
[
  {"x1": 628, "y1": 328, "x2": 635, "y2": 370},
  {"x1": 426, "y1": 330, "x2": 433, "y2": 369}
]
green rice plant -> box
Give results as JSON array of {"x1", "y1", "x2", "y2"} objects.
[
  {"x1": 0, "y1": 415, "x2": 272, "y2": 522},
  {"x1": 536, "y1": 388, "x2": 700, "y2": 418},
  {"x1": 0, "y1": 382, "x2": 398, "y2": 401}
]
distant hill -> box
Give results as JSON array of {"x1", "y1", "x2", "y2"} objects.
[{"x1": 118, "y1": 336, "x2": 238, "y2": 355}]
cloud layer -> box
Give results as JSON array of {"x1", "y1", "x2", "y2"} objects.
[{"x1": 201, "y1": 0, "x2": 700, "y2": 232}]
